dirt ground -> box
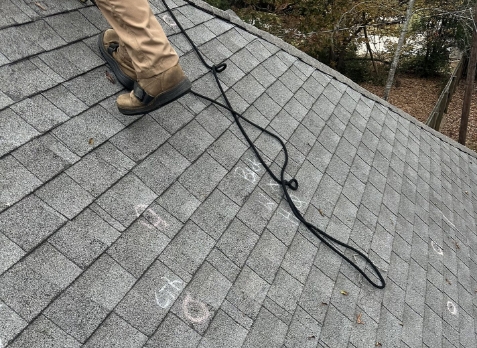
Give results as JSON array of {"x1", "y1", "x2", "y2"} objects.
[{"x1": 360, "y1": 75, "x2": 477, "y2": 153}]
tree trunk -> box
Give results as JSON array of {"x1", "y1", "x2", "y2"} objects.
[
  {"x1": 459, "y1": 4, "x2": 477, "y2": 145},
  {"x1": 363, "y1": 12, "x2": 378, "y2": 75},
  {"x1": 383, "y1": 0, "x2": 416, "y2": 101}
]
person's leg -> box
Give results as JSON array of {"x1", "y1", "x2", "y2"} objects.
[{"x1": 95, "y1": 0, "x2": 191, "y2": 115}]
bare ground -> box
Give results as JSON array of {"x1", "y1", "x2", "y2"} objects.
[{"x1": 360, "y1": 75, "x2": 477, "y2": 153}]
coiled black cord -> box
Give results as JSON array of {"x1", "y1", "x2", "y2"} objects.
[{"x1": 163, "y1": 0, "x2": 386, "y2": 289}]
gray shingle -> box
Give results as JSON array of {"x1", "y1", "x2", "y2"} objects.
[
  {"x1": 159, "y1": 221, "x2": 215, "y2": 278},
  {"x1": 52, "y1": 105, "x2": 123, "y2": 157},
  {"x1": 45, "y1": 255, "x2": 134, "y2": 342},
  {"x1": 150, "y1": 98, "x2": 195, "y2": 133},
  {"x1": 218, "y1": 29, "x2": 250, "y2": 53},
  {"x1": 376, "y1": 307, "x2": 403, "y2": 347},
  {"x1": 168, "y1": 120, "x2": 215, "y2": 161},
  {"x1": 66, "y1": 141, "x2": 134, "y2": 197},
  {"x1": 0, "y1": 59, "x2": 58, "y2": 101},
  {"x1": 0, "y1": 233, "x2": 24, "y2": 275},
  {"x1": 107, "y1": 218, "x2": 170, "y2": 278},
  {"x1": 267, "y1": 80, "x2": 294, "y2": 107},
  {"x1": 216, "y1": 217, "x2": 258, "y2": 267},
  {"x1": 237, "y1": 188, "x2": 279, "y2": 235},
  {"x1": 62, "y1": 67, "x2": 123, "y2": 106},
  {"x1": 6, "y1": 315, "x2": 81, "y2": 348},
  {"x1": 95, "y1": 173, "x2": 158, "y2": 227},
  {"x1": 226, "y1": 266, "x2": 269, "y2": 318},
  {"x1": 207, "y1": 129, "x2": 248, "y2": 170},
  {"x1": 144, "y1": 313, "x2": 201, "y2": 348},
  {"x1": 199, "y1": 310, "x2": 248, "y2": 348},
  {"x1": 82, "y1": 313, "x2": 147, "y2": 348},
  {"x1": 190, "y1": 189, "x2": 240, "y2": 240},
  {"x1": 267, "y1": 268, "x2": 303, "y2": 312},
  {"x1": 45, "y1": 11, "x2": 98, "y2": 43},
  {"x1": 206, "y1": 248, "x2": 241, "y2": 282},
  {"x1": 12, "y1": 134, "x2": 78, "y2": 182},
  {"x1": 133, "y1": 142, "x2": 190, "y2": 196},
  {"x1": 0, "y1": 194, "x2": 66, "y2": 251},
  {"x1": 320, "y1": 304, "x2": 353, "y2": 347},
  {"x1": 0, "y1": 108, "x2": 39, "y2": 157},
  {"x1": 246, "y1": 230, "x2": 287, "y2": 283},
  {"x1": 114, "y1": 260, "x2": 185, "y2": 335},
  {"x1": 0, "y1": 155, "x2": 42, "y2": 210},
  {"x1": 42, "y1": 84, "x2": 89, "y2": 117},
  {"x1": 50, "y1": 208, "x2": 120, "y2": 269},
  {"x1": 156, "y1": 181, "x2": 201, "y2": 223},
  {"x1": 242, "y1": 307, "x2": 288, "y2": 348},
  {"x1": 0, "y1": 243, "x2": 81, "y2": 321},
  {"x1": 39, "y1": 41, "x2": 103, "y2": 80},
  {"x1": 179, "y1": 153, "x2": 228, "y2": 201},
  {"x1": 109, "y1": 115, "x2": 169, "y2": 162},
  {"x1": 401, "y1": 304, "x2": 424, "y2": 348},
  {"x1": 284, "y1": 305, "x2": 321, "y2": 348},
  {"x1": 35, "y1": 173, "x2": 94, "y2": 219}
]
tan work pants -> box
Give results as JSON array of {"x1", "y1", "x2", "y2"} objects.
[{"x1": 95, "y1": 0, "x2": 179, "y2": 79}]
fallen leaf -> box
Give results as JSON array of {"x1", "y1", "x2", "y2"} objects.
[
  {"x1": 375, "y1": 342, "x2": 382, "y2": 347},
  {"x1": 88, "y1": 138, "x2": 94, "y2": 145},
  {"x1": 35, "y1": 2, "x2": 47, "y2": 10},
  {"x1": 357, "y1": 313, "x2": 364, "y2": 324},
  {"x1": 321, "y1": 302, "x2": 328, "y2": 306},
  {"x1": 318, "y1": 209, "x2": 325, "y2": 217},
  {"x1": 446, "y1": 278, "x2": 452, "y2": 285},
  {"x1": 307, "y1": 335, "x2": 316, "y2": 340},
  {"x1": 340, "y1": 290, "x2": 349, "y2": 296},
  {"x1": 105, "y1": 71, "x2": 116, "y2": 84}
]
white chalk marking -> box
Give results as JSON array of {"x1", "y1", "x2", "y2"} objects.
[
  {"x1": 155, "y1": 286, "x2": 176, "y2": 309},
  {"x1": 235, "y1": 167, "x2": 258, "y2": 184},
  {"x1": 182, "y1": 293, "x2": 210, "y2": 324},
  {"x1": 289, "y1": 194, "x2": 306, "y2": 209},
  {"x1": 442, "y1": 214, "x2": 456, "y2": 229},
  {"x1": 258, "y1": 192, "x2": 276, "y2": 212},
  {"x1": 447, "y1": 301, "x2": 458, "y2": 315},
  {"x1": 267, "y1": 179, "x2": 280, "y2": 192},
  {"x1": 431, "y1": 241, "x2": 443, "y2": 255},
  {"x1": 155, "y1": 277, "x2": 183, "y2": 309},
  {"x1": 246, "y1": 158, "x2": 262, "y2": 173},
  {"x1": 277, "y1": 208, "x2": 300, "y2": 226},
  {"x1": 162, "y1": 15, "x2": 177, "y2": 26},
  {"x1": 161, "y1": 276, "x2": 182, "y2": 291}
]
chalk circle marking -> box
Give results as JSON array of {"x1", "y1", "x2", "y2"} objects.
[
  {"x1": 162, "y1": 15, "x2": 177, "y2": 27},
  {"x1": 182, "y1": 293, "x2": 210, "y2": 324},
  {"x1": 431, "y1": 241, "x2": 443, "y2": 255},
  {"x1": 447, "y1": 301, "x2": 457, "y2": 315}
]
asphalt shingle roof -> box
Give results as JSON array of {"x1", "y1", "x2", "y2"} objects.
[{"x1": 1, "y1": 0, "x2": 477, "y2": 347}]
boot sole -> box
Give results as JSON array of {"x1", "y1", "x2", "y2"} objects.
[
  {"x1": 118, "y1": 78, "x2": 192, "y2": 116},
  {"x1": 98, "y1": 32, "x2": 136, "y2": 90}
]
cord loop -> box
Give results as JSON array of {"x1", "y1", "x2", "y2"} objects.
[
  {"x1": 213, "y1": 63, "x2": 227, "y2": 73},
  {"x1": 285, "y1": 179, "x2": 299, "y2": 190}
]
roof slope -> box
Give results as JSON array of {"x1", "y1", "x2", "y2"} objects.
[{"x1": 1, "y1": 0, "x2": 477, "y2": 347}]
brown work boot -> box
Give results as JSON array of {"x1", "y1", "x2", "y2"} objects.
[
  {"x1": 116, "y1": 63, "x2": 191, "y2": 115},
  {"x1": 98, "y1": 29, "x2": 136, "y2": 90}
]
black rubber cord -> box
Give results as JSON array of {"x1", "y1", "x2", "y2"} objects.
[{"x1": 163, "y1": 0, "x2": 386, "y2": 289}]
